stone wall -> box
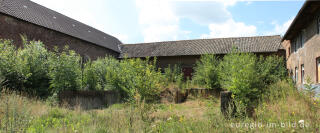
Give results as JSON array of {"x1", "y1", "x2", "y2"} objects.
[
  {"x1": 0, "y1": 13, "x2": 119, "y2": 59},
  {"x1": 58, "y1": 90, "x2": 120, "y2": 110}
]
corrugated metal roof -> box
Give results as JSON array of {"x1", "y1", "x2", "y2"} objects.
[
  {"x1": 120, "y1": 35, "x2": 283, "y2": 58},
  {"x1": 0, "y1": 0, "x2": 121, "y2": 52}
]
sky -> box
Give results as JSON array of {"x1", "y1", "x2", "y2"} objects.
[{"x1": 30, "y1": 0, "x2": 305, "y2": 44}]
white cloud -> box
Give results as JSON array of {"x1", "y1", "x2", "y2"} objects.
[
  {"x1": 266, "y1": 18, "x2": 293, "y2": 35},
  {"x1": 136, "y1": 0, "x2": 191, "y2": 42},
  {"x1": 173, "y1": 1, "x2": 231, "y2": 24},
  {"x1": 201, "y1": 19, "x2": 257, "y2": 38},
  {"x1": 135, "y1": 0, "x2": 259, "y2": 42}
]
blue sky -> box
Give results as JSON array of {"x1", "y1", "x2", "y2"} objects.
[{"x1": 31, "y1": 0, "x2": 304, "y2": 44}]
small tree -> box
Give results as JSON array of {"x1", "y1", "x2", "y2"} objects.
[
  {"x1": 0, "y1": 39, "x2": 25, "y2": 91},
  {"x1": 192, "y1": 54, "x2": 220, "y2": 91},
  {"x1": 105, "y1": 57, "x2": 164, "y2": 102},
  {"x1": 19, "y1": 40, "x2": 51, "y2": 97},
  {"x1": 218, "y1": 51, "x2": 263, "y2": 108},
  {"x1": 48, "y1": 46, "x2": 82, "y2": 93}
]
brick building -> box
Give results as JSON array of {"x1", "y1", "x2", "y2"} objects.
[
  {"x1": 121, "y1": 35, "x2": 285, "y2": 78},
  {"x1": 0, "y1": 0, "x2": 122, "y2": 59},
  {"x1": 282, "y1": 0, "x2": 320, "y2": 86}
]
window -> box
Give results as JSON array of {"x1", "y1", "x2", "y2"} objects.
[
  {"x1": 317, "y1": 58, "x2": 320, "y2": 83},
  {"x1": 301, "y1": 64, "x2": 305, "y2": 84},
  {"x1": 298, "y1": 34, "x2": 302, "y2": 49},
  {"x1": 318, "y1": 17, "x2": 320, "y2": 34},
  {"x1": 293, "y1": 39, "x2": 297, "y2": 52},
  {"x1": 295, "y1": 67, "x2": 298, "y2": 83},
  {"x1": 301, "y1": 29, "x2": 306, "y2": 47}
]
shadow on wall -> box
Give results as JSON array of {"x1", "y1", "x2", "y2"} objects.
[{"x1": 58, "y1": 90, "x2": 120, "y2": 110}]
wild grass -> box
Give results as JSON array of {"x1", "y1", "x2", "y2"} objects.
[{"x1": 0, "y1": 81, "x2": 319, "y2": 133}]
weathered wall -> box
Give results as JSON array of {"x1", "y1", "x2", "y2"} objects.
[
  {"x1": 284, "y1": 17, "x2": 320, "y2": 85},
  {"x1": 0, "y1": 13, "x2": 119, "y2": 59},
  {"x1": 58, "y1": 90, "x2": 120, "y2": 110}
]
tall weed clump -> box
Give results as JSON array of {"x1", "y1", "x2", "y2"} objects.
[
  {"x1": 192, "y1": 54, "x2": 220, "y2": 91},
  {"x1": 48, "y1": 46, "x2": 82, "y2": 93},
  {"x1": 105, "y1": 57, "x2": 164, "y2": 102},
  {"x1": 163, "y1": 64, "x2": 184, "y2": 88}
]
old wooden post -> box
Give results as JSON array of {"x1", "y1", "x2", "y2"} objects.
[{"x1": 220, "y1": 91, "x2": 236, "y2": 118}]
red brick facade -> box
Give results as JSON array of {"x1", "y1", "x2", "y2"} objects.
[{"x1": 0, "y1": 13, "x2": 119, "y2": 59}]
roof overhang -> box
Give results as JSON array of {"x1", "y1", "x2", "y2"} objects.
[{"x1": 282, "y1": 0, "x2": 320, "y2": 42}]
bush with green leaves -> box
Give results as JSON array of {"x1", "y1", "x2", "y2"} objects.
[
  {"x1": 192, "y1": 54, "x2": 220, "y2": 91},
  {"x1": 18, "y1": 40, "x2": 51, "y2": 97},
  {"x1": 48, "y1": 46, "x2": 82, "y2": 93},
  {"x1": 0, "y1": 39, "x2": 52, "y2": 97},
  {"x1": 257, "y1": 55, "x2": 287, "y2": 86},
  {"x1": 105, "y1": 57, "x2": 164, "y2": 102},
  {"x1": 0, "y1": 40, "x2": 23, "y2": 91},
  {"x1": 218, "y1": 50, "x2": 288, "y2": 109},
  {"x1": 83, "y1": 57, "x2": 117, "y2": 90},
  {"x1": 164, "y1": 64, "x2": 183, "y2": 83},
  {"x1": 218, "y1": 52, "x2": 263, "y2": 108}
]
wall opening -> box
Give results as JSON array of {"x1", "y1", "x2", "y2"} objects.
[
  {"x1": 301, "y1": 64, "x2": 304, "y2": 84},
  {"x1": 295, "y1": 67, "x2": 298, "y2": 83},
  {"x1": 317, "y1": 57, "x2": 320, "y2": 83}
]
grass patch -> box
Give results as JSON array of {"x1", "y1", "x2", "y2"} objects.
[{"x1": 0, "y1": 81, "x2": 320, "y2": 132}]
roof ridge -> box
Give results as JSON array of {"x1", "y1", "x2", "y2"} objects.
[{"x1": 121, "y1": 35, "x2": 281, "y2": 46}]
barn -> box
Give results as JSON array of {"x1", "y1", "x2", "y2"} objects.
[{"x1": 0, "y1": 0, "x2": 121, "y2": 59}]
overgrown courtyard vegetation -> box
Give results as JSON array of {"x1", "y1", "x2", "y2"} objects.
[{"x1": 0, "y1": 39, "x2": 319, "y2": 132}]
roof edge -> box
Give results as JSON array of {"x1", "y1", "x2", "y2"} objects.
[{"x1": 281, "y1": 0, "x2": 309, "y2": 42}]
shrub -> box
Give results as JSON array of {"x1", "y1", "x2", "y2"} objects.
[
  {"x1": 192, "y1": 54, "x2": 220, "y2": 91},
  {"x1": 164, "y1": 64, "x2": 183, "y2": 83},
  {"x1": 19, "y1": 40, "x2": 51, "y2": 97},
  {"x1": 48, "y1": 46, "x2": 82, "y2": 93},
  {"x1": 0, "y1": 40, "x2": 25, "y2": 91},
  {"x1": 105, "y1": 57, "x2": 164, "y2": 102},
  {"x1": 218, "y1": 52, "x2": 263, "y2": 108},
  {"x1": 257, "y1": 55, "x2": 287, "y2": 86},
  {"x1": 83, "y1": 57, "x2": 114, "y2": 90}
]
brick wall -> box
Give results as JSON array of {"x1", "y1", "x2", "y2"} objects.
[{"x1": 0, "y1": 13, "x2": 119, "y2": 59}]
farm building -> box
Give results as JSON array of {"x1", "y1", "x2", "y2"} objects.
[
  {"x1": 0, "y1": 0, "x2": 122, "y2": 59},
  {"x1": 282, "y1": 0, "x2": 320, "y2": 86},
  {"x1": 0, "y1": 0, "x2": 287, "y2": 79},
  {"x1": 120, "y1": 35, "x2": 285, "y2": 78}
]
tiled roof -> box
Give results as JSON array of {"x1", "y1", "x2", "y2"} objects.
[
  {"x1": 0, "y1": 0, "x2": 121, "y2": 52},
  {"x1": 120, "y1": 35, "x2": 283, "y2": 58}
]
